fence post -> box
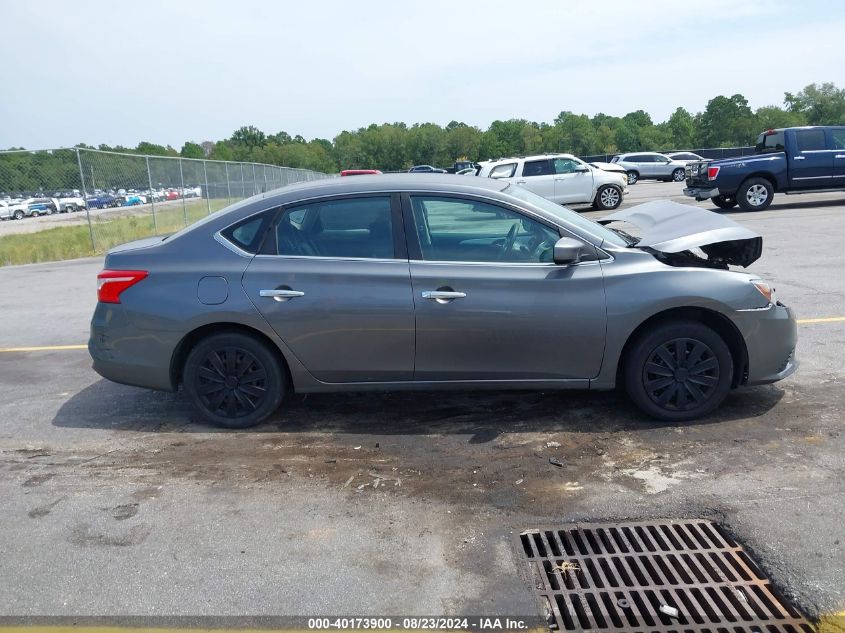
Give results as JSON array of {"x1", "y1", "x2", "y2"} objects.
[
  {"x1": 76, "y1": 148, "x2": 96, "y2": 251},
  {"x1": 178, "y1": 159, "x2": 188, "y2": 226},
  {"x1": 225, "y1": 163, "x2": 232, "y2": 203},
  {"x1": 145, "y1": 156, "x2": 158, "y2": 234},
  {"x1": 203, "y1": 160, "x2": 211, "y2": 215},
  {"x1": 263, "y1": 165, "x2": 267, "y2": 193},
  {"x1": 240, "y1": 164, "x2": 246, "y2": 198}
]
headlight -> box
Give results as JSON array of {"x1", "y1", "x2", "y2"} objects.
[{"x1": 751, "y1": 279, "x2": 775, "y2": 304}]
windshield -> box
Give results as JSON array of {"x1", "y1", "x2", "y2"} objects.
[{"x1": 503, "y1": 185, "x2": 629, "y2": 248}]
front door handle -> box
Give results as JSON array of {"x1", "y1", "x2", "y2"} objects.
[
  {"x1": 260, "y1": 289, "x2": 305, "y2": 302},
  {"x1": 835, "y1": 154, "x2": 845, "y2": 159},
  {"x1": 422, "y1": 290, "x2": 466, "y2": 303},
  {"x1": 515, "y1": 180, "x2": 527, "y2": 184},
  {"x1": 794, "y1": 156, "x2": 806, "y2": 160}
]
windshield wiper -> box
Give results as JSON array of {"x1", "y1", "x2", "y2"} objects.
[{"x1": 609, "y1": 226, "x2": 639, "y2": 246}]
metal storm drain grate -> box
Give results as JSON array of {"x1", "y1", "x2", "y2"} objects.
[{"x1": 518, "y1": 520, "x2": 812, "y2": 633}]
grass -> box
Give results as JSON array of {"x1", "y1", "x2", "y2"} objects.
[{"x1": 0, "y1": 198, "x2": 236, "y2": 266}]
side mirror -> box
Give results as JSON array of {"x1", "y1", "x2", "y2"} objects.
[
  {"x1": 574, "y1": 164, "x2": 590, "y2": 173},
  {"x1": 553, "y1": 237, "x2": 583, "y2": 265}
]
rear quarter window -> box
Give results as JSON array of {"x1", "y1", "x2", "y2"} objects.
[
  {"x1": 220, "y1": 210, "x2": 275, "y2": 253},
  {"x1": 489, "y1": 163, "x2": 517, "y2": 179}
]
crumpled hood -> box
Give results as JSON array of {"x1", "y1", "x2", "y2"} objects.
[{"x1": 599, "y1": 200, "x2": 762, "y2": 267}]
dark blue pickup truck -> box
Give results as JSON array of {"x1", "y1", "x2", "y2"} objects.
[{"x1": 684, "y1": 126, "x2": 845, "y2": 211}]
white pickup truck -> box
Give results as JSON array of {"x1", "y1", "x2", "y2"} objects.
[{"x1": 477, "y1": 153, "x2": 628, "y2": 209}]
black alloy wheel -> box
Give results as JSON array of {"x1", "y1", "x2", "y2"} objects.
[
  {"x1": 184, "y1": 332, "x2": 285, "y2": 428},
  {"x1": 624, "y1": 321, "x2": 732, "y2": 421}
]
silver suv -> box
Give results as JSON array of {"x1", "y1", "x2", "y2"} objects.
[{"x1": 611, "y1": 152, "x2": 688, "y2": 185}]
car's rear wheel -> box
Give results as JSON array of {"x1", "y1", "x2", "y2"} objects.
[
  {"x1": 31, "y1": 211, "x2": 40, "y2": 217},
  {"x1": 711, "y1": 195, "x2": 737, "y2": 210},
  {"x1": 183, "y1": 332, "x2": 286, "y2": 429},
  {"x1": 624, "y1": 321, "x2": 733, "y2": 421},
  {"x1": 13, "y1": 210, "x2": 24, "y2": 220},
  {"x1": 672, "y1": 168, "x2": 685, "y2": 182},
  {"x1": 737, "y1": 177, "x2": 774, "y2": 211},
  {"x1": 593, "y1": 185, "x2": 623, "y2": 210},
  {"x1": 627, "y1": 171, "x2": 639, "y2": 185}
]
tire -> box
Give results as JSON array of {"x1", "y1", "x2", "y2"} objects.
[
  {"x1": 183, "y1": 332, "x2": 286, "y2": 429},
  {"x1": 737, "y1": 177, "x2": 774, "y2": 211},
  {"x1": 594, "y1": 185, "x2": 623, "y2": 210},
  {"x1": 13, "y1": 210, "x2": 24, "y2": 220},
  {"x1": 46, "y1": 208, "x2": 53, "y2": 215},
  {"x1": 624, "y1": 321, "x2": 733, "y2": 422},
  {"x1": 31, "y1": 211, "x2": 40, "y2": 218},
  {"x1": 711, "y1": 195, "x2": 738, "y2": 210},
  {"x1": 627, "y1": 171, "x2": 639, "y2": 185},
  {"x1": 672, "y1": 168, "x2": 685, "y2": 182}
]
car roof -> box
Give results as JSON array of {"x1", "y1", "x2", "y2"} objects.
[{"x1": 486, "y1": 153, "x2": 577, "y2": 164}]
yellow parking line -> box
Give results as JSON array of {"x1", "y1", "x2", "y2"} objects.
[
  {"x1": 797, "y1": 316, "x2": 845, "y2": 324},
  {"x1": 0, "y1": 344, "x2": 87, "y2": 353}
]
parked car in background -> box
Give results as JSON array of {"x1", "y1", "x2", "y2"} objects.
[
  {"x1": 340, "y1": 169, "x2": 383, "y2": 176},
  {"x1": 409, "y1": 165, "x2": 447, "y2": 173},
  {"x1": 684, "y1": 126, "x2": 845, "y2": 211},
  {"x1": 85, "y1": 193, "x2": 120, "y2": 209},
  {"x1": 611, "y1": 152, "x2": 688, "y2": 184},
  {"x1": 665, "y1": 151, "x2": 705, "y2": 163},
  {"x1": 89, "y1": 175, "x2": 796, "y2": 428},
  {"x1": 22, "y1": 198, "x2": 58, "y2": 217},
  {"x1": 165, "y1": 189, "x2": 180, "y2": 201},
  {"x1": 0, "y1": 201, "x2": 11, "y2": 220},
  {"x1": 122, "y1": 194, "x2": 147, "y2": 206},
  {"x1": 478, "y1": 153, "x2": 628, "y2": 210},
  {"x1": 55, "y1": 194, "x2": 87, "y2": 212},
  {"x1": 455, "y1": 167, "x2": 478, "y2": 175}
]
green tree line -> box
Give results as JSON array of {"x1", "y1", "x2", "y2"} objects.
[{"x1": 6, "y1": 82, "x2": 845, "y2": 177}]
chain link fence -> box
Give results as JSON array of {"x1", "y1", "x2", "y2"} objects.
[{"x1": 0, "y1": 148, "x2": 329, "y2": 265}]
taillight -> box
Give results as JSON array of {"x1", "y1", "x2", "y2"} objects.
[
  {"x1": 97, "y1": 269, "x2": 148, "y2": 303},
  {"x1": 707, "y1": 166, "x2": 720, "y2": 180}
]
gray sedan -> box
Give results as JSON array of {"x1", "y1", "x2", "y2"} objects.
[{"x1": 89, "y1": 175, "x2": 797, "y2": 428}]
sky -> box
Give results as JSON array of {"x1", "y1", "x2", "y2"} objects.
[{"x1": 1, "y1": 0, "x2": 844, "y2": 150}]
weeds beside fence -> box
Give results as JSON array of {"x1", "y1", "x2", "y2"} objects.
[{"x1": 0, "y1": 148, "x2": 329, "y2": 266}]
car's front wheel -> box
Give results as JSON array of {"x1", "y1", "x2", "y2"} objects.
[
  {"x1": 627, "y1": 171, "x2": 639, "y2": 185},
  {"x1": 672, "y1": 168, "x2": 685, "y2": 182},
  {"x1": 593, "y1": 185, "x2": 623, "y2": 210},
  {"x1": 711, "y1": 195, "x2": 737, "y2": 210},
  {"x1": 624, "y1": 321, "x2": 733, "y2": 421},
  {"x1": 183, "y1": 331, "x2": 286, "y2": 429},
  {"x1": 13, "y1": 210, "x2": 24, "y2": 220}
]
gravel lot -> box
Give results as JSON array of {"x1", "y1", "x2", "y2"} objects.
[{"x1": 0, "y1": 181, "x2": 843, "y2": 625}]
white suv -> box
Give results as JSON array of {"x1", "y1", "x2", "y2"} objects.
[{"x1": 477, "y1": 153, "x2": 627, "y2": 209}]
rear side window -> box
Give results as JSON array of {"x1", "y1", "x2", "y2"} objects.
[
  {"x1": 755, "y1": 131, "x2": 785, "y2": 153},
  {"x1": 489, "y1": 163, "x2": 517, "y2": 179},
  {"x1": 522, "y1": 159, "x2": 553, "y2": 177},
  {"x1": 831, "y1": 129, "x2": 845, "y2": 150},
  {"x1": 794, "y1": 129, "x2": 827, "y2": 152},
  {"x1": 220, "y1": 210, "x2": 275, "y2": 253},
  {"x1": 275, "y1": 196, "x2": 395, "y2": 259}
]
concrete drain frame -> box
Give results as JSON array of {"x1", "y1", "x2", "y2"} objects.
[{"x1": 517, "y1": 519, "x2": 812, "y2": 633}]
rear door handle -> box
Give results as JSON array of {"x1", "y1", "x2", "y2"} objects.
[
  {"x1": 260, "y1": 289, "x2": 305, "y2": 302},
  {"x1": 515, "y1": 180, "x2": 526, "y2": 184},
  {"x1": 836, "y1": 154, "x2": 845, "y2": 159},
  {"x1": 422, "y1": 290, "x2": 466, "y2": 301},
  {"x1": 794, "y1": 156, "x2": 806, "y2": 160}
]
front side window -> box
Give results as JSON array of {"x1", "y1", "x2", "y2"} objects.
[
  {"x1": 553, "y1": 158, "x2": 581, "y2": 174},
  {"x1": 522, "y1": 159, "x2": 553, "y2": 177},
  {"x1": 794, "y1": 129, "x2": 827, "y2": 152},
  {"x1": 831, "y1": 129, "x2": 845, "y2": 150},
  {"x1": 275, "y1": 196, "x2": 394, "y2": 259},
  {"x1": 410, "y1": 196, "x2": 560, "y2": 263},
  {"x1": 489, "y1": 163, "x2": 517, "y2": 179}
]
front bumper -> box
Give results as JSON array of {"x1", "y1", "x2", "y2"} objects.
[
  {"x1": 738, "y1": 302, "x2": 798, "y2": 385},
  {"x1": 683, "y1": 186, "x2": 719, "y2": 201}
]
